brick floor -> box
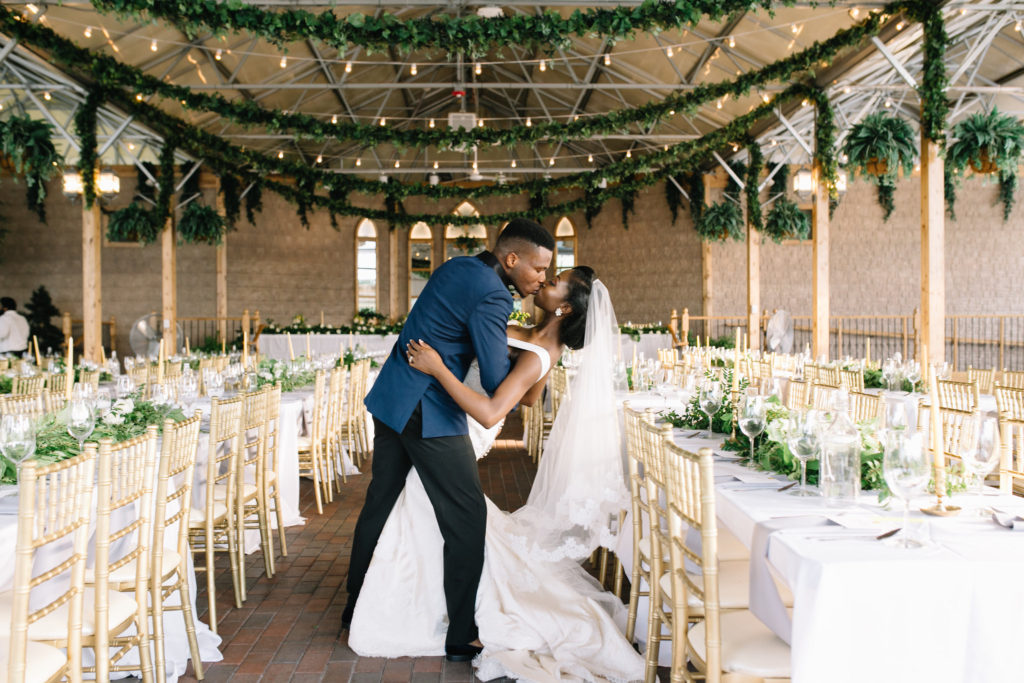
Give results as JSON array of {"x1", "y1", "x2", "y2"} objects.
[{"x1": 178, "y1": 416, "x2": 655, "y2": 682}]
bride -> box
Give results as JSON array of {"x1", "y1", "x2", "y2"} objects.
[{"x1": 347, "y1": 266, "x2": 643, "y2": 682}]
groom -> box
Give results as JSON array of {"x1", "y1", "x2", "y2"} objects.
[{"x1": 343, "y1": 218, "x2": 554, "y2": 661}]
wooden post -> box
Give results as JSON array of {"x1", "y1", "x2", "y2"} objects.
[
  {"x1": 215, "y1": 194, "x2": 228, "y2": 343},
  {"x1": 161, "y1": 216, "x2": 177, "y2": 352},
  {"x1": 747, "y1": 216, "x2": 761, "y2": 352},
  {"x1": 388, "y1": 228, "x2": 401, "y2": 318},
  {"x1": 109, "y1": 317, "x2": 117, "y2": 357},
  {"x1": 812, "y1": 161, "x2": 830, "y2": 360},
  {"x1": 953, "y1": 317, "x2": 959, "y2": 371},
  {"x1": 920, "y1": 137, "x2": 945, "y2": 365},
  {"x1": 62, "y1": 312, "x2": 72, "y2": 352},
  {"x1": 81, "y1": 201, "x2": 103, "y2": 363}
]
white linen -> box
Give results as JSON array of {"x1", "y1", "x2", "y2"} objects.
[{"x1": 260, "y1": 334, "x2": 399, "y2": 361}]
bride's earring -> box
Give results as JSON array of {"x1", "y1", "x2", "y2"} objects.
[{"x1": 554, "y1": 308, "x2": 563, "y2": 317}]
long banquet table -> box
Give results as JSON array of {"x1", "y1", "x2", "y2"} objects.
[{"x1": 615, "y1": 390, "x2": 1024, "y2": 682}]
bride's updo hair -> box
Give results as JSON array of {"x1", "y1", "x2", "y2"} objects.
[{"x1": 559, "y1": 266, "x2": 596, "y2": 350}]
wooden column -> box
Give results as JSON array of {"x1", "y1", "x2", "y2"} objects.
[
  {"x1": 161, "y1": 216, "x2": 177, "y2": 352},
  {"x1": 701, "y1": 174, "x2": 714, "y2": 324},
  {"x1": 747, "y1": 219, "x2": 761, "y2": 351},
  {"x1": 214, "y1": 194, "x2": 228, "y2": 342},
  {"x1": 388, "y1": 228, "x2": 401, "y2": 318},
  {"x1": 921, "y1": 137, "x2": 945, "y2": 365},
  {"x1": 81, "y1": 201, "x2": 103, "y2": 363},
  {"x1": 812, "y1": 161, "x2": 830, "y2": 360}
]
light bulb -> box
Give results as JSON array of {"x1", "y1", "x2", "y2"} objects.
[
  {"x1": 316, "y1": 154, "x2": 323, "y2": 163},
  {"x1": 669, "y1": 109, "x2": 675, "y2": 115},
  {"x1": 587, "y1": 154, "x2": 593, "y2": 163},
  {"x1": 135, "y1": 93, "x2": 143, "y2": 101},
  {"x1": 475, "y1": 62, "x2": 482, "y2": 75},
  {"x1": 525, "y1": 117, "x2": 532, "y2": 127},
  {"x1": 355, "y1": 158, "x2": 362, "y2": 167},
  {"x1": 761, "y1": 93, "x2": 770, "y2": 103},
  {"x1": 25, "y1": 3, "x2": 38, "y2": 13},
  {"x1": 539, "y1": 59, "x2": 546, "y2": 72},
  {"x1": 331, "y1": 114, "x2": 338, "y2": 124},
  {"x1": 1016, "y1": 20, "x2": 1022, "y2": 32},
  {"x1": 215, "y1": 49, "x2": 223, "y2": 60},
  {"x1": 84, "y1": 26, "x2": 92, "y2": 38},
  {"x1": 511, "y1": 159, "x2": 517, "y2": 168},
  {"x1": 43, "y1": 91, "x2": 51, "y2": 101},
  {"x1": 472, "y1": 161, "x2": 478, "y2": 170},
  {"x1": 478, "y1": 119, "x2": 484, "y2": 127},
  {"x1": 728, "y1": 36, "x2": 735, "y2": 48},
  {"x1": 429, "y1": 118, "x2": 435, "y2": 128},
  {"x1": 731, "y1": 143, "x2": 739, "y2": 152},
  {"x1": 716, "y1": 100, "x2": 723, "y2": 109},
  {"x1": 395, "y1": 160, "x2": 400, "y2": 168},
  {"x1": 791, "y1": 23, "x2": 799, "y2": 34},
  {"x1": 150, "y1": 39, "x2": 158, "y2": 52},
  {"x1": 433, "y1": 161, "x2": 439, "y2": 169},
  {"x1": 771, "y1": 138, "x2": 777, "y2": 146},
  {"x1": 896, "y1": 21, "x2": 904, "y2": 30},
  {"x1": 573, "y1": 115, "x2": 579, "y2": 121},
  {"x1": 843, "y1": 86, "x2": 851, "y2": 94},
  {"x1": 664, "y1": 145, "x2": 669, "y2": 151},
  {"x1": 380, "y1": 117, "x2": 386, "y2": 126},
  {"x1": 549, "y1": 157, "x2": 555, "y2": 166},
  {"x1": 280, "y1": 56, "x2": 287, "y2": 68},
  {"x1": 802, "y1": 98, "x2": 810, "y2": 107},
  {"x1": 604, "y1": 53, "x2": 611, "y2": 66},
  {"x1": 667, "y1": 46, "x2": 674, "y2": 57},
  {"x1": 277, "y1": 151, "x2": 284, "y2": 159},
  {"x1": 410, "y1": 63, "x2": 417, "y2": 75},
  {"x1": 345, "y1": 61, "x2": 352, "y2": 73},
  {"x1": 127, "y1": 142, "x2": 135, "y2": 151}
]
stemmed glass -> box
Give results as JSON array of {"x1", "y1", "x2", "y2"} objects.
[
  {"x1": 885, "y1": 400, "x2": 908, "y2": 433},
  {"x1": 67, "y1": 399, "x2": 95, "y2": 454},
  {"x1": 94, "y1": 388, "x2": 112, "y2": 418},
  {"x1": 786, "y1": 410, "x2": 822, "y2": 496},
  {"x1": 180, "y1": 373, "x2": 199, "y2": 412},
  {"x1": 150, "y1": 383, "x2": 170, "y2": 406},
  {"x1": 206, "y1": 372, "x2": 225, "y2": 399},
  {"x1": 0, "y1": 414, "x2": 36, "y2": 469},
  {"x1": 882, "y1": 431, "x2": 931, "y2": 548},
  {"x1": 115, "y1": 374, "x2": 135, "y2": 399},
  {"x1": 738, "y1": 395, "x2": 767, "y2": 463},
  {"x1": 882, "y1": 359, "x2": 898, "y2": 392},
  {"x1": 698, "y1": 380, "x2": 723, "y2": 440},
  {"x1": 961, "y1": 415, "x2": 999, "y2": 510},
  {"x1": 904, "y1": 362, "x2": 922, "y2": 393}
]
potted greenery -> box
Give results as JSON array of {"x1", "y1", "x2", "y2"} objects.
[
  {"x1": 945, "y1": 109, "x2": 1024, "y2": 221},
  {"x1": 106, "y1": 202, "x2": 162, "y2": 245},
  {"x1": 695, "y1": 200, "x2": 744, "y2": 242},
  {"x1": 841, "y1": 112, "x2": 916, "y2": 221},
  {"x1": 762, "y1": 197, "x2": 810, "y2": 243},
  {"x1": 0, "y1": 115, "x2": 61, "y2": 222},
  {"x1": 178, "y1": 202, "x2": 227, "y2": 245}
]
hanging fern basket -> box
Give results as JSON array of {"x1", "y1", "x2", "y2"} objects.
[
  {"x1": 178, "y1": 202, "x2": 227, "y2": 245},
  {"x1": 969, "y1": 148, "x2": 999, "y2": 175},
  {"x1": 106, "y1": 202, "x2": 161, "y2": 245},
  {"x1": 865, "y1": 158, "x2": 890, "y2": 177}
]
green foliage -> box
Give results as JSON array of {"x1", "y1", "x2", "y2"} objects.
[
  {"x1": 686, "y1": 171, "x2": 705, "y2": 224},
  {"x1": 946, "y1": 109, "x2": 1024, "y2": 177},
  {"x1": 762, "y1": 197, "x2": 809, "y2": 242},
  {"x1": 695, "y1": 200, "x2": 744, "y2": 243},
  {"x1": 619, "y1": 323, "x2": 670, "y2": 342},
  {"x1": 944, "y1": 166, "x2": 957, "y2": 220},
  {"x1": 746, "y1": 144, "x2": 764, "y2": 233},
  {"x1": 73, "y1": 89, "x2": 101, "y2": 209},
  {"x1": 841, "y1": 112, "x2": 917, "y2": 185},
  {"x1": 660, "y1": 368, "x2": 745, "y2": 433},
  {"x1": 155, "y1": 139, "x2": 176, "y2": 226},
  {"x1": 905, "y1": 0, "x2": 950, "y2": 145},
  {"x1": 245, "y1": 182, "x2": 263, "y2": 225},
  {"x1": 665, "y1": 176, "x2": 684, "y2": 225},
  {"x1": 0, "y1": 115, "x2": 61, "y2": 222},
  {"x1": 219, "y1": 173, "x2": 242, "y2": 227},
  {"x1": 998, "y1": 172, "x2": 1017, "y2": 222},
  {"x1": 877, "y1": 180, "x2": 896, "y2": 221},
  {"x1": 106, "y1": 202, "x2": 161, "y2": 244},
  {"x1": 452, "y1": 234, "x2": 482, "y2": 255},
  {"x1": 24, "y1": 286, "x2": 63, "y2": 354},
  {"x1": 0, "y1": 376, "x2": 11, "y2": 394},
  {"x1": 620, "y1": 188, "x2": 636, "y2": 230},
  {"x1": 177, "y1": 201, "x2": 227, "y2": 245}
]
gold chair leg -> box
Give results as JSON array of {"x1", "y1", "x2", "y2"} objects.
[
  {"x1": 204, "y1": 534, "x2": 218, "y2": 635},
  {"x1": 612, "y1": 557, "x2": 624, "y2": 599},
  {"x1": 227, "y1": 526, "x2": 243, "y2": 608},
  {"x1": 151, "y1": 580, "x2": 168, "y2": 682},
  {"x1": 177, "y1": 573, "x2": 206, "y2": 680},
  {"x1": 272, "y1": 488, "x2": 288, "y2": 557},
  {"x1": 137, "y1": 614, "x2": 155, "y2": 683},
  {"x1": 258, "y1": 502, "x2": 275, "y2": 577},
  {"x1": 598, "y1": 548, "x2": 609, "y2": 586}
]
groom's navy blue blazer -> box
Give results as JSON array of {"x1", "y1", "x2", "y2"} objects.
[{"x1": 364, "y1": 254, "x2": 512, "y2": 438}]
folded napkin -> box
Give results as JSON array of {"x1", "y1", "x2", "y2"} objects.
[{"x1": 991, "y1": 511, "x2": 1024, "y2": 531}]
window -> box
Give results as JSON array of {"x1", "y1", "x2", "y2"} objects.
[
  {"x1": 554, "y1": 217, "x2": 576, "y2": 270},
  {"x1": 356, "y1": 219, "x2": 377, "y2": 311},
  {"x1": 409, "y1": 222, "x2": 432, "y2": 308},
  {"x1": 445, "y1": 202, "x2": 487, "y2": 261}
]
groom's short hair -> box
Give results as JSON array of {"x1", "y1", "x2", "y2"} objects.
[{"x1": 495, "y1": 219, "x2": 554, "y2": 254}]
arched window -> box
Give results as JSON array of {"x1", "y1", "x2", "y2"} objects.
[
  {"x1": 555, "y1": 217, "x2": 576, "y2": 271},
  {"x1": 356, "y1": 219, "x2": 377, "y2": 311},
  {"x1": 409, "y1": 222, "x2": 433, "y2": 307},
  {"x1": 445, "y1": 202, "x2": 487, "y2": 261}
]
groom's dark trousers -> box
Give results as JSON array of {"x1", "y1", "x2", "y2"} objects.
[
  {"x1": 347, "y1": 404, "x2": 485, "y2": 646},
  {"x1": 344, "y1": 253, "x2": 513, "y2": 648}
]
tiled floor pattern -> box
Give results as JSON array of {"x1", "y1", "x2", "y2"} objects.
[{"x1": 178, "y1": 417, "x2": 646, "y2": 682}]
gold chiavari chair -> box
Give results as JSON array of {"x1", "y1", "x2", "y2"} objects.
[
  {"x1": 78, "y1": 369, "x2": 100, "y2": 390},
  {"x1": 44, "y1": 372, "x2": 67, "y2": 396},
  {"x1": 811, "y1": 382, "x2": 839, "y2": 412},
  {"x1": 551, "y1": 365, "x2": 570, "y2": 420},
  {"x1": 995, "y1": 383, "x2": 1024, "y2": 421},
  {"x1": 522, "y1": 400, "x2": 544, "y2": 464},
  {"x1": 936, "y1": 378, "x2": 979, "y2": 412},
  {"x1": 849, "y1": 390, "x2": 883, "y2": 423},
  {"x1": 999, "y1": 417, "x2": 1024, "y2": 496},
  {"x1": 1, "y1": 451, "x2": 95, "y2": 683},
  {"x1": 297, "y1": 371, "x2": 330, "y2": 514},
  {"x1": 164, "y1": 362, "x2": 183, "y2": 383},
  {"x1": 802, "y1": 363, "x2": 819, "y2": 385},
  {"x1": 839, "y1": 367, "x2": 865, "y2": 392},
  {"x1": 1000, "y1": 369, "x2": 1024, "y2": 390},
  {"x1": 968, "y1": 366, "x2": 996, "y2": 394},
  {"x1": 640, "y1": 418, "x2": 676, "y2": 683},
  {"x1": 129, "y1": 366, "x2": 149, "y2": 398},
  {"x1": 665, "y1": 444, "x2": 791, "y2": 683},
  {"x1": 150, "y1": 412, "x2": 205, "y2": 681},
  {"x1": 11, "y1": 375, "x2": 45, "y2": 396},
  {"x1": 0, "y1": 391, "x2": 48, "y2": 418},
  {"x1": 785, "y1": 379, "x2": 810, "y2": 411},
  {"x1": 45, "y1": 391, "x2": 66, "y2": 414},
  {"x1": 188, "y1": 395, "x2": 244, "y2": 634},
  {"x1": 325, "y1": 366, "x2": 350, "y2": 490},
  {"x1": 263, "y1": 384, "x2": 288, "y2": 558},
  {"x1": 340, "y1": 360, "x2": 372, "y2": 468},
  {"x1": 815, "y1": 364, "x2": 841, "y2": 388},
  {"x1": 83, "y1": 432, "x2": 158, "y2": 682},
  {"x1": 621, "y1": 403, "x2": 652, "y2": 647},
  {"x1": 223, "y1": 387, "x2": 276, "y2": 587},
  {"x1": 0, "y1": 358, "x2": 8, "y2": 372},
  {"x1": 917, "y1": 402, "x2": 977, "y2": 467}
]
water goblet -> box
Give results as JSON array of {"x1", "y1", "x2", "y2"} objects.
[
  {"x1": 904, "y1": 362, "x2": 922, "y2": 393},
  {"x1": 738, "y1": 395, "x2": 767, "y2": 463},
  {"x1": 885, "y1": 400, "x2": 908, "y2": 433},
  {"x1": 66, "y1": 399, "x2": 95, "y2": 454},
  {"x1": 115, "y1": 374, "x2": 135, "y2": 399},
  {"x1": 698, "y1": 381, "x2": 723, "y2": 440},
  {"x1": 882, "y1": 359, "x2": 897, "y2": 392},
  {"x1": 124, "y1": 356, "x2": 135, "y2": 372},
  {"x1": 961, "y1": 415, "x2": 999, "y2": 511},
  {"x1": 882, "y1": 431, "x2": 930, "y2": 548},
  {"x1": 786, "y1": 410, "x2": 822, "y2": 496},
  {"x1": 0, "y1": 414, "x2": 36, "y2": 468},
  {"x1": 180, "y1": 373, "x2": 199, "y2": 411},
  {"x1": 150, "y1": 383, "x2": 169, "y2": 406},
  {"x1": 94, "y1": 388, "x2": 112, "y2": 418}
]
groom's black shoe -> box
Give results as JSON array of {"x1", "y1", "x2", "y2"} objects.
[{"x1": 445, "y1": 643, "x2": 484, "y2": 662}]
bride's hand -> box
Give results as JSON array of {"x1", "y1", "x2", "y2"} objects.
[{"x1": 406, "y1": 339, "x2": 444, "y2": 376}]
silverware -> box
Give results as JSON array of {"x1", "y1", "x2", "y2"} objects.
[
  {"x1": 875, "y1": 528, "x2": 901, "y2": 540},
  {"x1": 777, "y1": 482, "x2": 797, "y2": 492}
]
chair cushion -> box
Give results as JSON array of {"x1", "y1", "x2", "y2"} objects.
[
  {"x1": 658, "y1": 559, "x2": 751, "y2": 612},
  {"x1": 0, "y1": 637, "x2": 66, "y2": 683},
  {"x1": 0, "y1": 588, "x2": 137, "y2": 641},
  {"x1": 213, "y1": 483, "x2": 258, "y2": 500},
  {"x1": 688, "y1": 610, "x2": 790, "y2": 679},
  {"x1": 188, "y1": 502, "x2": 228, "y2": 526}
]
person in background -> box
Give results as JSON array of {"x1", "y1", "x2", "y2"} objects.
[{"x1": 0, "y1": 297, "x2": 30, "y2": 356}]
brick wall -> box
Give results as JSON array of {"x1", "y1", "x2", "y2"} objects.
[{"x1": 1, "y1": 169, "x2": 1021, "y2": 359}]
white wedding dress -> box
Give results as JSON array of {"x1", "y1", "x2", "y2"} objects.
[{"x1": 348, "y1": 331, "x2": 644, "y2": 682}]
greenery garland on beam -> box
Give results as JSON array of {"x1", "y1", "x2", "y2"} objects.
[
  {"x1": 73, "y1": 88, "x2": 100, "y2": 208},
  {"x1": 746, "y1": 141, "x2": 764, "y2": 232},
  {"x1": 903, "y1": 0, "x2": 950, "y2": 145},
  {"x1": 0, "y1": 4, "x2": 887, "y2": 153},
  {"x1": 88, "y1": 0, "x2": 787, "y2": 57}
]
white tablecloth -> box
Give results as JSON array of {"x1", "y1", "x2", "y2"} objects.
[{"x1": 261, "y1": 334, "x2": 398, "y2": 361}]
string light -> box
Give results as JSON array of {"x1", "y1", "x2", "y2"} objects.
[
  {"x1": 355, "y1": 158, "x2": 362, "y2": 167},
  {"x1": 625, "y1": 150, "x2": 631, "y2": 158},
  {"x1": 843, "y1": 86, "x2": 851, "y2": 94},
  {"x1": 280, "y1": 56, "x2": 287, "y2": 68},
  {"x1": 475, "y1": 62, "x2": 482, "y2": 75},
  {"x1": 664, "y1": 145, "x2": 669, "y2": 151},
  {"x1": 604, "y1": 53, "x2": 611, "y2": 66},
  {"x1": 127, "y1": 142, "x2": 135, "y2": 151},
  {"x1": 896, "y1": 21, "x2": 904, "y2": 30},
  {"x1": 511, "y1": 159, "x2": 517, "y2": 168},
  {"x1": 849, "y1": 7, "x2": 859, "y2": 18},
  {"x1": 1016, "y1": 20, "x2": 1022, "y2": 32},
  {"x1": 331, "y1": 114, "x2": 338, "y2": 124},
  {"x1": 25, "y1": 3, "x2": 38, "y2": 14},
  {"x1": 433, "y1": 161, "x2": 439, "y2": 169},
  {"x1": 135, "y1": 93, "x2": 143, "y2": 101},
  {"x1": 394, "y1": 160, "x2": 400, "y2": 168},
  {"x1": 884, "y1": 97, "x2": 893, "y2": 108},
  {"x1": 215, "y1": 49, "x2": 223, "y2": 60},
  {"x1": 731, "y1": 143, "x2": 739, "y2": 152},
  {"x1": 669, "y1": 109, "x2": 675, "y2": 115},
  {"x1": 587, "y1": 154, "x2": 594, "y2": 163},
  {"x1": 573, "y1": 115, "x2": 579, "y2": 121},
  {"x1": 478, "y1": 119, "x2": 484, "y2": 127},
  {"x1": 666, "y1": 46, "x2": 674, "y2": 58},
  {"x1": 410, "y1": 63, "x2": 417, "y2": 75},
  {"x1": 345, "y1": 61, "x2": 352, "y2": 73},
  {"x1": 801, "y1": 98, "x2": 810, "y2": 107},
  {"x1": 728, "y1": 36, "x2": 735, "y2": 48},
  {"x1": 42, "y1": 91, "x2": 51, "y2": 101},
  {"x1": 277, "y1": 151, "x2": 284, "y2": 159},
  {"x1": 472, "y1": 160, "x2": 478, "y2": 171},
  {"x1": 429, "y1": 118, "x2": 435, "y2": 128},
  {"x1": 379, "y1": 117, "x2": 386, "y2": 126},
  {"x1": 771, "y1": 138, "x2": 778, "y2": 146},
  {"x1": 761, "y1": 93, "x2": 770, "y2": 103},
  {"x1": 549, "y1": 157, "x2": 555, "y2": 166},
  {"x1": 84, "y1": 26, "x2": 93, "y2": 38},
  {"x1": 716, "y1": 99, "x2": 723, "y2": 109},
  {"x1": 525, "y1": 117, "x2": 532, "y2": 127},
  {"x1": 150, "y1": 39, "x2": 158, "y2": 52},
  {"x1": 539, "y1": 59, "x2": 547, "y2": 72},
  {"x1": 316, "y1": 154, "x2": 323, "y2": 163}
]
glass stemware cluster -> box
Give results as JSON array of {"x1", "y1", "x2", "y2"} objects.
[
  {"x1": 698, "y1": 380, "x2": 723, "y2": 440},
  {"x1": 0, "y1": 414, "x2": 36, "y2": 469},
  {"x1": 785, "y1": 410, "x2": 822, "y2": 497}
]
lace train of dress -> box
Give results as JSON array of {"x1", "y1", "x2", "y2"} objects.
[{"x1": 348, "y1": 468, "x2": 644, "y2": 682}]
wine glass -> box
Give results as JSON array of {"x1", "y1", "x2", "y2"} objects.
[
  {"x1": 961, "y1": 415, "x2": 999, "y2": 507},
  {"x1": 72, "y1": 382, "x2": 95, "y2": 408},
  {"x1": 786, "y1": 410, "x2": 822, "y2": 497},
  {"x1": 882, "y1": 431, "x2": 930, "y2": 548},
  {"x1": 94, "y1": 388, "x2": 112, "y2": 418},
  {"x1": 885, "y1": 400, "x2": 908, "y2": 433},
  {"x1": 180, "y1": 373, "x2": 199, "y2": 411},
  {"x1": 206, "y1": 372, "x2": 225, "y2": 399},
  {"x1": 904, "y1": 362, "x2": 922, "y2": 393},
  {"x1": 882, "y1": 359, "x2": 897, "y2": 392},
  {"x1": 123, "y1": 356, "x2": 135, "y2": 372},
  {"x1": 698, "y1": 380, "x2": 723, "y2": 439},
  {"x1": 738, "y1": 395, "x2": 767, "y2": 463},
  {"x1": 0, "y1": 414, "x2": 36, "y2": 468},
  {"x1": 115, "y1": 374, "x2": 135, "y2": 399},
  {"x1": 150, "y1": 383, "x2": 169, "y2": 406},
  {"x1": 66, "y1": 399, "x2": 95, "y2": 454}
]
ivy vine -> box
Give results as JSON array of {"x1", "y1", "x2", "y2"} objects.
[
  {"x1": 219, "y1": 173, "x2": 241, "y2": 228},
  {"x1": 746, "y1": 142, "x2": 764, "y2": 233},
  {"x1": 73, "y1": 89, "x2": 101, "y2": 209}
]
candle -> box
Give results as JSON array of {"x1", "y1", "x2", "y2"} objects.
[
  {"x1": 221, "y1": 338, "x2": 226, "y2": 355},
  {"x1": 348, "y1": 332, "x2": 354, "y2": 352},
  {"x1": 33, "y1": 335, "x2": 41, "y2": 366},
  {"x1": 732, "y1": 328, "x2": 741, "y2": 394},
  {"x1": 243, "y1": 328, "x2": 249, "y2": 368},
  {"x1": 157, "y1": 339, "x2": 165, "y2": 384},
  {"x1": 306, "y1": 332, "x2": 312, "y2": 359},
  {"x1": 185, "y1": 336, "x2": 191, "y2": 356},
  {"x1": 928, "y1": 364, "x2": 945, "y2": 508},
  {"x1": 866, "y1": 337, "x2": 871, "y2": 366},
  {"x1": 66, "y1": 337, "x2": 74, "y2": 401},
  {"x1": 320, "y1": 310, "x2": 325, "y2": 327},
  {"x1": 287, "y1": 332, "x2": 295, "y2": 361},
  {"x1": 100, "y1": 345, "x2": 106, "y2": 366}
]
